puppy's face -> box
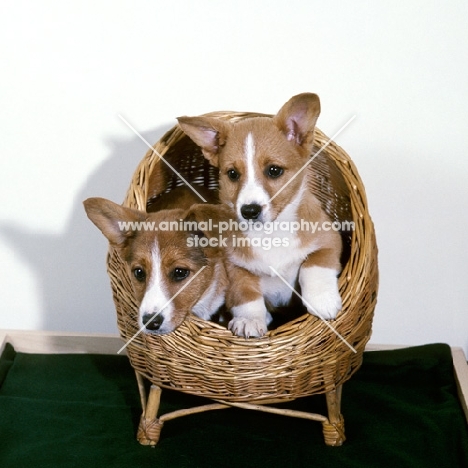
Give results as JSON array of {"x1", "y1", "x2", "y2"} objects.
[
  {"x1": 123, "y1": 220, "x2": 210, "y2": 334},
  {"x1": 178, "y1": 93, "x2": 321, "y2": 224},
  {"x1": 83, "y1": 200, "x2": 217, "y2": 334},
  {"x1": 215, "y1": 119, "x2": 309, "y2": 223}
]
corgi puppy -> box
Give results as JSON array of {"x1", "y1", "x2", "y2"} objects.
[
  {"x1": 83, "y1": 189, "x2": 227, "y2": 334},
  {"x1": 178, "y1": 93, "x2": 343, "y2": 338}
]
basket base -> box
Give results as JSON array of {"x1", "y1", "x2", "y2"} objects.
[{"x1": 135, "y1": 374, "x2": 346, "y2": 447}]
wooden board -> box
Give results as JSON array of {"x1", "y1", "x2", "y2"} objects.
[{"x1": 1, "y1": 329, "x2": 467, "y2": 423}]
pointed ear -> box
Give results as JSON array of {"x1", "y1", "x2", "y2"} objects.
[
  {"x1": 273, "y1": 93, "x2": 321, "y2": 151},
  {"x1": 83, "y1": 197, "x2": 146, "y2": 248},
  {"x1": 177, "y1": 116, "x2": 229, "y2": 167}
]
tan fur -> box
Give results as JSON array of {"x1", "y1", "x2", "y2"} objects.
[
  {"x1": 224, "y1": 261, "x2": 264, "y2": 309},
  {"x1": 296, "y1": 191, "x2": 342, "y2": 271}
]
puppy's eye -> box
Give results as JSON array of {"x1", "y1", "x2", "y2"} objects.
[
  {"x1": 172, "y1": 268, "x2": 190, "y2": 281},
  {"x1": 227, "y1": 169, "x2": 240, "y2": 181},
  {"x1": 133, "y1": 267, "x2": 146, "y2": 282},
  {"x1": 266, "y1": 165, "x2": 284, "y2": 178}
]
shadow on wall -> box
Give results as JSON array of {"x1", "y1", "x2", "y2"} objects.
[{"x1": 0, "y1": 124, "x2": 172, "y2": 333}]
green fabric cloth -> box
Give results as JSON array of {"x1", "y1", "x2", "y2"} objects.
[{"x1": 0, "y1": 343, "x2": 467, "y2": 468}]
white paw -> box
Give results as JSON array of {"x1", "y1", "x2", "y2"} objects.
[
  {"x1": 299, "y1": 266, "x2": 342, "y2": 320},
  {"x1": 229, "y1": 298, "x2": 269, "y2": 338},
  {"x1": 228, "y1": 317, "x2": 268, "y2": 338},
  {"x1": 303, "y1": 288, "x2": 342, "y2": 320}
]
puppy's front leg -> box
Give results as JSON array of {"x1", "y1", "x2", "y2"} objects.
[
  {"x1": 299, "y1": 248, "x2": 342, "y2": 320},
  {"x1": 226, "y1": 263, "x2": 271, "y2": 338}
]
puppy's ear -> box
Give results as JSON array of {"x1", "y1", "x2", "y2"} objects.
[
  {"x1": 273, "y1": 93, "x2": 321, "y2": 151},
  {"x1": 83, "y1": 198, "x2": 146, "y2": 248},
  {"x1": 177, "y1": 116, "x2": 229, "y2": 167}
]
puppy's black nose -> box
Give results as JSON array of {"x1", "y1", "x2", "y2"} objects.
[
  {"x1": 241, "y1": 204, "x2": 262, "y2": 220},
  {"x1": 142, "y1": 313, "x2": 164, "y2": 331}
]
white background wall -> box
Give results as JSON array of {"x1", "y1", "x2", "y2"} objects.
[{"x1": 1, "y1": 0, "x2": 467, "y2": 354}]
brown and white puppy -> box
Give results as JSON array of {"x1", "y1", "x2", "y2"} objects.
[
  {"x1": 83, "y1": 190, "x2": 227, "y2": 334},
  {"x1": 178, "y1": 93, "x2": 342, "y2": 338}
]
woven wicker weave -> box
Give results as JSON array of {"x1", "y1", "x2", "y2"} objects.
[{"x1": 106, "y1": 111, "x2": 378, "y2": 446}]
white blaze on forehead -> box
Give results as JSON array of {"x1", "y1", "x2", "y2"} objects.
[
  {"x1": 237, "y1": 132, "x2": 270, "y2": 214},
  {"x1": 139, "y1": 239, "x2": 173, "y2": 318},
  {"x1": 245, "y1": 132, "x2": 256, "y2": 180}
]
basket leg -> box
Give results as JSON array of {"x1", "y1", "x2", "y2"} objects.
[
  {"x1": 322, "y1": 385, "x2": 346, "y2": 446},
  {"x1": 134, "y1": 371, "x2": 148, "y2": 413},
  {"x1": 136, "y1": 383, "x2": 165, "y2": 447}
]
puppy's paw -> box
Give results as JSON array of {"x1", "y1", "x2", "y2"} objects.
[
  {"x1": 229, "y1": 299, "x2": 269, "y2": 338},
  {"x1": 303, "y1": 289, "x2": 342, "y2": 320},
  {"x1": 299, "y1": 266, "x2": 342, "y2": 320},
  {"x1": 228, "y1": 317, "x2": 268, "y2": 338}
]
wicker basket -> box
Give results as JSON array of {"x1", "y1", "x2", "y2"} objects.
[{"x1": 106, "y1": 111, "x2": 379, "y2": 447}]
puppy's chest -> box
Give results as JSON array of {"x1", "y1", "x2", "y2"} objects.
[
  {"x1": 230, "y1": 232, "x2": 315, "y2": 307},
  {"x1": 231, "y1": 230, "x2": 316, "y2": 277}
]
